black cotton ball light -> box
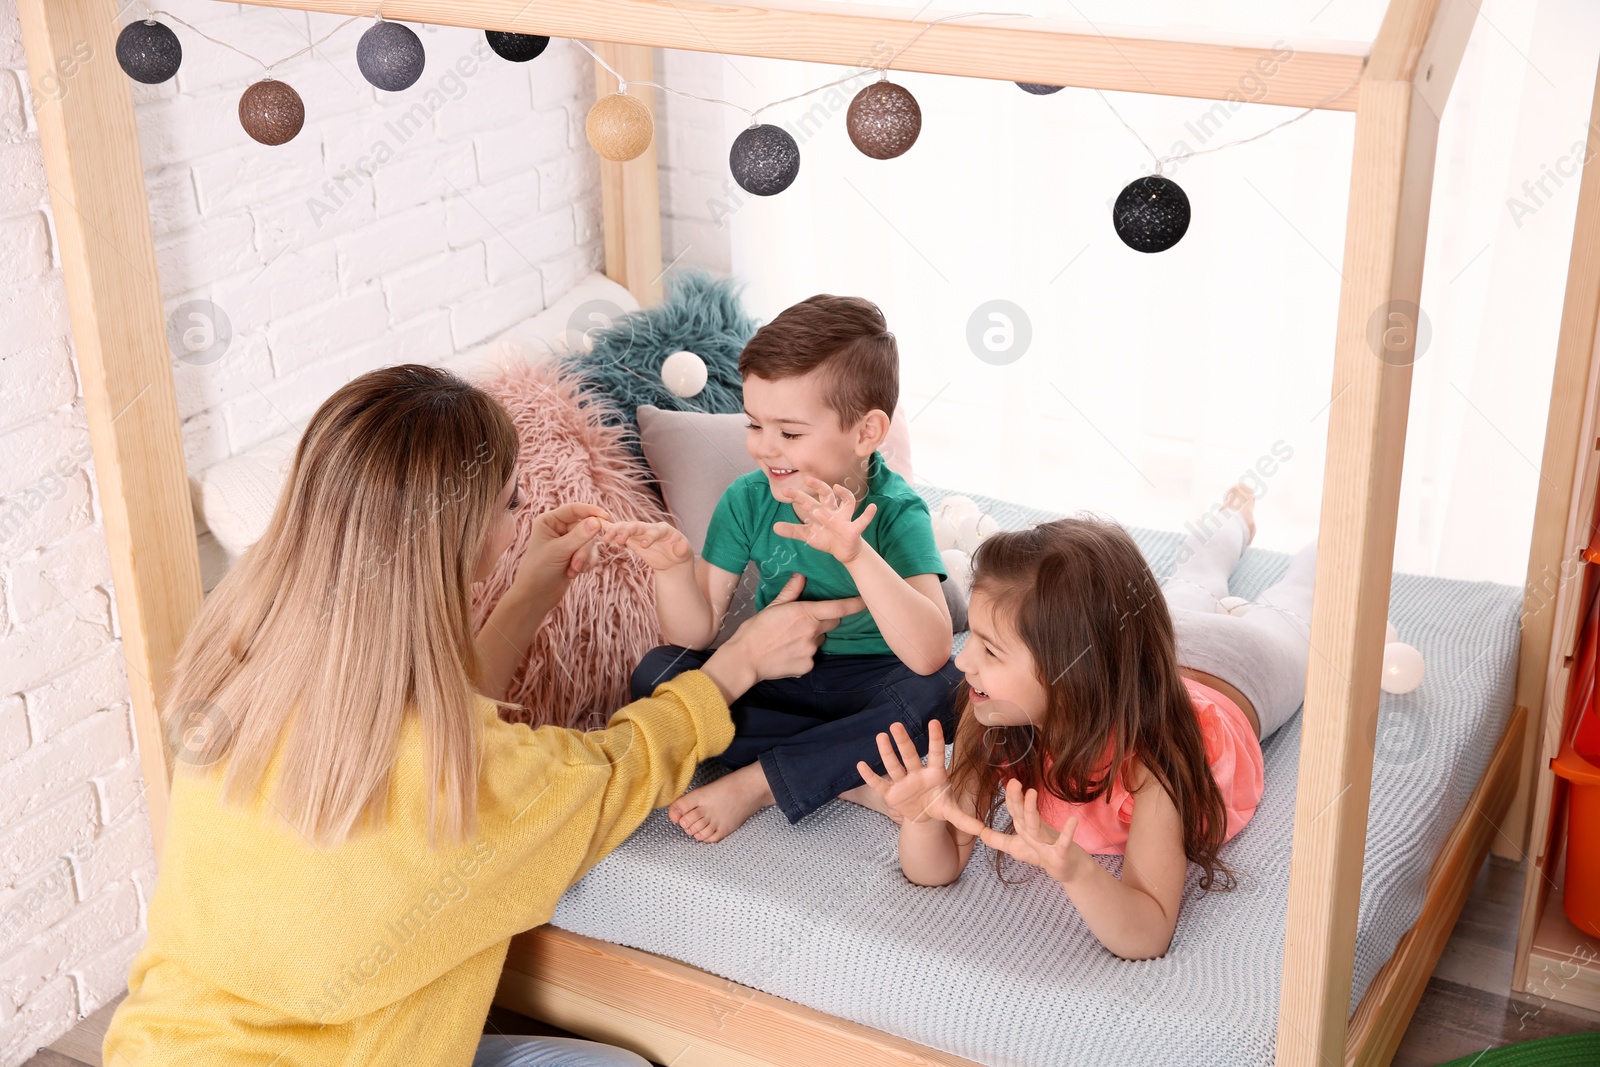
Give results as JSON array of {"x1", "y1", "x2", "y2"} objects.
[
  {"x1": 1112, "y1": 175, "x2": 1191, "y2": 253},
  {"x1": 486, "y1": 31, "x2": 550, "y2": 62},
  {"x1": 847, "y1": 80, "x2": 921, "y2": 159},
  {"x1": 1015, "y1": 82, "x2": 1063, "y2": 95},
  {"x1": 357, "y1": 20, "x2": 425, "y2": 91},
  {"x1": 730, "y1": 124, "x2": 800, "y2": 196},
  {"x1": 116, "y1": 20, "x2": 182, "y2": 84}
]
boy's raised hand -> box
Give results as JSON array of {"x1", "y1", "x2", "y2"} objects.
[
  {"x1": 773, "y1": 475, "x2": 878, "y2": 564},
  {"x1": 599, "y1": 520, "x2": 693, "y2": 571},
  {"x1": 857, "y1": 719, "x2": 959, "y2": 825}
]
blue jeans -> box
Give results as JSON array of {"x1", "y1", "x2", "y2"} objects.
[
  {"x1": 631, "y1": 645, "x2": 963, "y2": 822},
  {"x1": 472, "y1": 1035, "x2": 651, "y2": 1067}
]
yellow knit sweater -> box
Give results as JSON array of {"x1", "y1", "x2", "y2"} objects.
[{"x1": 103, "y1": 670, "x2": 733, "y2": 1066}]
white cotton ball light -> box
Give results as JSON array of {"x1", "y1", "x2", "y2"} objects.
[
  {"x1": 1380, "y1": 641, "x2": 1425, "y2": 695},
  {"x1": 931, "y1": 512, "x2": 960, "y2": 551},
  {"x1": 661, "y1": 350, "x2": 708, "y2": 398},
  {"x1": 975, "y1": 513, "x2": 1000, "y2": 544},
  {"x1": 939, "y1": 496, "x2": 980, "y2": 528},
  {"x1": 1218, "y1": 595, "x2": 1252, "y2": 616},
  {"x1": 941, "y1": 549, "x2": 973, "y2": 596},
  {"x1": 1385, "y1": 620, "x2": 1400, "y2": 644},
  {"x1": 953, "y1": 512, "x2": 986, "y2": 553}
]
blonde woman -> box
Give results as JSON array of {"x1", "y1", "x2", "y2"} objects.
[{"x1": 103, "y1": 365, "x2": 861, "y2": 1067}]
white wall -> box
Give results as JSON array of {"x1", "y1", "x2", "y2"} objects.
[
  {"x1": 0, "y1": 2, "x2": 600, "y2": 1060},
  {"x1": 654, "y1": 0, "x2": 1600, "y2": 588}
]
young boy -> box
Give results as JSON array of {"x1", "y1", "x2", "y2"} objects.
[{"x1": 604, "y1": 294, "x2": 960, "y2": 842}]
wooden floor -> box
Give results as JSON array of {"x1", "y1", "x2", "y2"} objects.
[{"x1": 25, "y1": 857, "x2": 1600, "y2": 1067}]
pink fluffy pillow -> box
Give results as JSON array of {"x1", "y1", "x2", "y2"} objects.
[{"x1": 471, "y1": 354, "x2": 669, "y2": 731}]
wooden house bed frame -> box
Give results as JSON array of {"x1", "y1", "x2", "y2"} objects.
[{"x1": 19, "y1": 0, "x2": 1600, "y2": 1063}]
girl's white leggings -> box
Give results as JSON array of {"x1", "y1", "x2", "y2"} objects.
[{"x1": 1163, "y1": 507, "x2": 1316, "y2": 741}]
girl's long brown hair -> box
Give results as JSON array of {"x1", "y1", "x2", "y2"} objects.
[
  {"x1": 947, "y1": 518, "x2": 1233, "y2": 890},
  {"x1": 163, "y1": 364, "x2": 518, "y2": 848}
]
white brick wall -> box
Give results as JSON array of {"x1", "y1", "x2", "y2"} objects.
[
  {"x1": 0, "y1": 1, "x2": 601, "y2": 1060},
  {"x1": 652, "y1": 49, "x2": 733, "y2": 275}
]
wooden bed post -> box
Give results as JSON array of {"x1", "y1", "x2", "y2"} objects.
[
  {"x1": 1274, "y1": 2, "x2": 1477, "y2": 1064},
  {"x1": 16, "y1": 0, "x2": 202, "y2": 861},
  {"x1": 591, "y1": 42, "x2": 665, "y2": 306},
  {"x1": 1508, "y1": 55, "x2": 1600, "y2": 995}
]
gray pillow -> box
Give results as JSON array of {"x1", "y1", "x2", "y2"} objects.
[
  {"x1": 636, "y1": 405, "x2": 759, "y2": 553},
  {"x1": 634, "y1": 404, "x2": 963, "y2": 648},
  {"x1": 636, "y1": 405, "x2": 762, "y2": 645}
]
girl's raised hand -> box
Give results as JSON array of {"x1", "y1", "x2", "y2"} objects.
[
  {"x1": 773, "y1": 476, "x2": 877, "y2": 564},
  {"x1": 600, "y1": 520, "x2": 693, "y2": 571},
  {"x1": 960, "y1": 778, "x2": 1090, "y2": 886},
  {"x1": 857, "y1": 719, "x2": 958, "y2": 825}
]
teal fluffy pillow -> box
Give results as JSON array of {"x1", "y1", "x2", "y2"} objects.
[{"x1": 559, "y1": 270, "x2": 758, "y2": 455}]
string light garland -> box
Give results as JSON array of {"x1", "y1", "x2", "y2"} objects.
[
  {"x1": 238, "y1": 78, "x2": 305, "y2": 145},
  {"x1": 486, "y1": 30, "x2": 550, "y2": 63},
  {"x1": 587, "y1": 92, "x2": 654, "y2": 162},
  {"x1": 117, "y1": 1, "x2": 368, "y2": 143},
  {"x1": 1112, "y1": 175, "x2": 1189, "y2": 253},
  {"x1": 573, "y1": 11, "x2": 1028, "y2": 190},
  {"x1": 730, "y1": 123, "x2": 801, "y2": 195},
  {"x1": 115, "y1": 19, "x2": 182, "y2": 84},
  {"x1": 846, "y1": 79, "x2": 922, "y2": 160},
  {"x1": 111, "y1": 2, "x2": 1368, "y2": 252},
  {"x1": 357, "y1": 19, "x2": 427, "y2": 91},
  {"x1": 1090, "y1": 64, "x2": 1364, "y2": 250}
]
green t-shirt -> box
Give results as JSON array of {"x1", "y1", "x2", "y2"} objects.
[{"x1": 700, "y1": 451, "x2": 947, "y2": 657}]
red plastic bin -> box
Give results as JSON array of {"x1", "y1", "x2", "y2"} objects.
[{"x1": 1552, "y1": 739, "x2": 1600, "y2": 937}]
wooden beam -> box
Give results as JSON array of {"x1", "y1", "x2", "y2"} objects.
[
  {"x1": 16, "y1": 0, "x2": 203, "y2": 860},
  {"x1": 498, "y1": 925, "x2": 985, "y2": 1067},
  {"x1": 1510, "y1": 52, "x2": 1600, "y2": 990},
  {"x1": 228, "y1": 0, "x2": 1365, "y2": 111},
  {"x1": 1274, "y1": 2, "x2": 1476, "y2": 1064},
  {"x1": 592, "y1": 43, "x2": 665, "y2": 306}
]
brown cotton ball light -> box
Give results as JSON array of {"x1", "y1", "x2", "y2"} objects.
[
  {"x1": 847, "y1": 80, "x2": 921, "y2": 160},
  {"x1": 586, "y1": 92, "x2": 654, "y2": 162},
  {"x1": 239, "y1": 78, "x2": 305, "y2": 145}
]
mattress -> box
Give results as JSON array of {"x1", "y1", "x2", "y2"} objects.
[{"x1": 551, "y1": 487, "x2": 1522, "y2": 1067}]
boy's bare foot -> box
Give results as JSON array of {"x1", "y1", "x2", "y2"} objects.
[
  {"x1": 840, "y1": 783, "x2": 905, "y2": 824},
  {"x1": 1222, "y1": 482, "x2": 1257, "y2": 544},
  {"x1": 668, "y1": 762, "x2": 775, "y2": 842}
]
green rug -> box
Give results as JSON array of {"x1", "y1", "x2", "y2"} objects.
[{"x1": 1436, "y1": 1032, "x2": 1600, "y2": 1066}]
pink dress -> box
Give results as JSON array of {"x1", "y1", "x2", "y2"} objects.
[{"x1": 1031, "y1": 678, "x2": 1265, "y2": 854}]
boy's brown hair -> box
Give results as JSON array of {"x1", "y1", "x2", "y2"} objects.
[{"x1": 738, "y1": 294, "x2": 898, "y2": 426}]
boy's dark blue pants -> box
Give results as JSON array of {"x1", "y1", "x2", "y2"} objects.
[{"x1": 630, "y1": 646, "x2": 963, "y2": 824}]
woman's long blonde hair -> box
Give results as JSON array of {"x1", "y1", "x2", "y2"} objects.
[{"x1": 164, "y1": 364, "x2": 518, "y2": 848}]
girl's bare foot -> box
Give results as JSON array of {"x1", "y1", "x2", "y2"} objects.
[
  {"x1": 668, "y1": 763, "x2": 774, "y2": 842},
  {"x1": 840, "y1": 783, "x2": 904, "y2": 824},
  {"x1": 1222, "y1": 482, "x2": 1257, "y2": 544}
]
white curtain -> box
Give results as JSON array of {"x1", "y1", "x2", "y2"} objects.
[{"x1": 665, "y1": 0, "x2": 1600, "y2": 583}]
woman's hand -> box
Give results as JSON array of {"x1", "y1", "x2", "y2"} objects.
[
  {"x1": 856, "y1": 719, "x2": 960, "y2": 825},
  {"x1": 700, "y1": 574, "x2": 864, "y2": 704},
  {"x1": 948, "y1": 779, "x2": 1093, "y2": 886},
  {"x1": 509, "y1": 503, "x2": 610, "y2": 609},
  {"x1": 600, "y1": 520, "x2": 693, "y2": 571},
  {"x1": 773, "y1": 476, "x2": 877, "y2": 564}
]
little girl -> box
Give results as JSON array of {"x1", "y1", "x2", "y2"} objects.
[{"x1": 857, "y1": 485, "x2": 1315, "y2": 960}]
